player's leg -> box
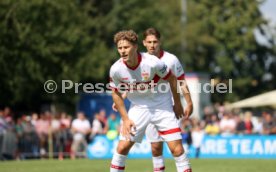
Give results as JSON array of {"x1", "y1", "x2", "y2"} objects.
[
  {"x1": 110, "y1": 140, "x2": 135, "y2": 172},
  {"x1": 70, "y1": 134, "x2": 82, "y2": 159},
  {"x1": 152, "y1": 110, "x2": 192, "y2": 172},
  {"x1": 110, "y1": 107, "x2": 150, "y2": 172},
  {"x1": 166, "y1": 139, "x2": 191, "y2": 172},
  {"x1": 151, "y1": 143, "x2": 165, "y2": 172},
  {"x1": 146, "y1": 124, "x2": 165, "y2": 172}
]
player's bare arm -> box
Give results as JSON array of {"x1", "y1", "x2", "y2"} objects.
[
  {"x1": 112, "y1": 92, "x2": 128, "y2": 112},
  {"x1": 111, "y1": 90, "x2": 135, "y2": 140},
  {"x1": 167, "y1": 74, "x2": 184, "y2": 119},
  {"x1": 180, "y1": 79, "x2": 193, "y2": 119}
]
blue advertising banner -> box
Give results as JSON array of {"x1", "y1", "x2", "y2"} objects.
[{"x1": 87, "y1": 135, "x2": 276, "y2": 159}]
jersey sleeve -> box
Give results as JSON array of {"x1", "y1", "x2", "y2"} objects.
[
  {"x1": 172, "y1": 58, "x2": 185, "y2": 80},
  {"x1": 155, "y1": 59, "x2": 171, "y2": 80},
  {"x1": 109, "y1": 66, "x2": 120, "y2": 90}
]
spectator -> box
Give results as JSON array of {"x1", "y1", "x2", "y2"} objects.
[
  {"x1": 0, "y1": 109, "x2": 8, "y2": 160},
  {"x1": 219, "y1": 112, "x2": 236, "y2": 136},
  {"x1": 106, "y1": 113, "x2": 120, "y2": 140},
  {"x1": 91, "y1": 113, "x2": 104, "y2": 139},
  {"x1": 98, "y1": 109, "x2": 108, "y2": 134},
  {"x1": 30, "y1": 113, "x2": 39, "y2": 127},
  {"x1": 235, "y1": 114, "x2": 246, "y2": 134},
  {"x1": 51, "y1": 114, "x2": 61, "y2": 158},
  {"x1": 59, "y1": 112, "x2": 72, "y2": 159},
  {"x1": 70, "y1": 112, "x2": 91, "y2": 159},
  {"x1": 205, "y1": 114, "x2": 220, "y2": 135},
  {"x1": 252, "y1": 116, "x2": 263, "y2": 134},
  {"x1": 262, "y1": 112, "x2": 276, "y2": 135},
  {"x1": 35, "y1": 113, "x2": 50, "y2": 157},
  {"x1": 60, "y1": 112, "x2": 71, "y2": 128},
  {"x1": 180, "y1": 119, "x2": 192, "y2": 146},
  {"x1": 3, "y1": 107, "x2": 13, "y2": 120},
  {"x1": 243, "y1": 111, "x2": 254, "y2": 134},
  {"x1": 106, "y1": 113, "x2": 120, "y2": 132},
  {"x1": 1, "y1": 114, "x2": 17, "y2": 160},
  {"x1": 202, "y1": 106, "x2": 214, "y2": 124},
  {"x1": 19, "y1": 115, "x2": 39, "y2": 159},
  {"x1": 191, "y1": 123, "x2": 204, "y2": 159}
]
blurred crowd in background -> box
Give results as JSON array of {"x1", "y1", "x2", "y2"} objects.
[{"x1": 0, "y1": 105, "x2": 275, "y2": 161}]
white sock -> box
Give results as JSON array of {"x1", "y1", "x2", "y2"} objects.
[
  {"x1": 174, "y1": 153, "x2": 192, "y2": 172},
  {"x1": 110, "y1": 152, "x2": 127, "y2": 172},
  {"x1": 152, "y1": 156, "x2": 165, "y2": 172}
]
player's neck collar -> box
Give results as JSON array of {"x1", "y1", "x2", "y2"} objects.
[
  {"x1": 158, "y1": 50, "x2": 164, "y2": 59},
  {"x1": 123, "y1": 52, "x2": 141, "y2": 70}
]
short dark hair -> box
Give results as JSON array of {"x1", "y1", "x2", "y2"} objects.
[{"x1": 143, "y1": 27, "x2": 161, "y2": 39}]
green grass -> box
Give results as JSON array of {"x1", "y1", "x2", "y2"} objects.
[{"x1": 0, "y1": 159, "x2": 275, "y2": 172}]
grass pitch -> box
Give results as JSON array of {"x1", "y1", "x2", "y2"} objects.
[{"x1": 0, "y1": 159, "x2": 275, "y2": 172}]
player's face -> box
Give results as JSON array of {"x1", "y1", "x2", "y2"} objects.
[
  {"x1": 143, "y1": 35, "x2": 161, "y2": 56},
  {"x1": 117, "y1": 40, "x2": 137, "y2": 63}
]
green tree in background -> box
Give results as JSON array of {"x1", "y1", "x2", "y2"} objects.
[
  {"x1": 0, "y1": 0, "x2": 113, "y2": 111},
  {"x1": 0, "y1": 0, "x2": 185, "y2": 111},
  {"x1": 183, "y1": 0, "x2": 275, "y2": 102},
  {"x1": 0, "y1": 0, "x2": 275, "y2": 112}
]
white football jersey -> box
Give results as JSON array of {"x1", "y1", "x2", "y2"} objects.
[
  {"x1": 156, "y1": 50, "x2": 185, "y2": 80},
  {"x1": 144, "y1": 50, "x2": 186, "y2": 143},
  {"x1": 145, "y1": 50, "x2": 185, "y2": 102},
  {"x1": 109, "y1": 52, "x2": 173, "y2": 109}
]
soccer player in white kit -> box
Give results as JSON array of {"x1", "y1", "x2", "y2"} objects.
[
  {"x1": 109, "y1": 30, "x2": 190, "y2": 172},
  {"x1": 143, "y1": 28, "x2": 193, "y2": 172}
]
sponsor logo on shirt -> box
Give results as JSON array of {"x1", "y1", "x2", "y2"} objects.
[
  {"x1": 160, "y1": 64, "x2": 167, "y2": 74},
  {"x1": 177, "y1": 66, "x2": 183, "y2": 73}
]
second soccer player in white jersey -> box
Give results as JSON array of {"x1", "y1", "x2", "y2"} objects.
[
  {"x1": 109, "y1": 30, "x2": 191, "y2": 172},
  {"x1": 143, "y1": 27, "x2": 193, "y2": 172}
]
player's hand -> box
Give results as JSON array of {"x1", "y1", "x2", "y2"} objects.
[
  {"x1": 173, "y1": 102, "x2": 184, "y2": 119},
  {"x1": 121, "y1": 118, "x2": 136, "y2": 140},
  {"x1": 184, "y1": 103, "x2": 193, "y2": 119},
  {"x1": 112, "y1": 103, "x2": 118, "y2": 112}
]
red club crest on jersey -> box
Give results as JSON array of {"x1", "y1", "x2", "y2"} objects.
[{"x1": 141, "y1": 72, "x2": 149, "y2": 81}]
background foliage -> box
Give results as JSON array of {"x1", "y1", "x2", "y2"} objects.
[{"x1": 0, "y1": 0, "x2": 275, "y2": 112}]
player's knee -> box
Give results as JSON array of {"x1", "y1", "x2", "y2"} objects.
[
  {"x1": 117, "y1": 142, "x2": 133, "y2": 155},
  {"x1": 117, "y1": 145, "x2": 129, "y2": 155},
  {"x1": 171, "y1": 144, "x2": 184, "y2": 157},
  {"x1": 151, "y1": 146, "x2": 162, "y2": 157}
]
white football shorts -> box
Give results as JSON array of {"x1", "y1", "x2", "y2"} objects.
[{"x1": 119, "y1": 105, "x2": 182, "y2": 143}]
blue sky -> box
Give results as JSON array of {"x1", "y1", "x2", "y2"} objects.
[
  {"x1": 256, "y1": 0, "x2": 276, "y2": 45},
  {"x1": 260, "y1": 0, "x2": 276, "y2": 26}
]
